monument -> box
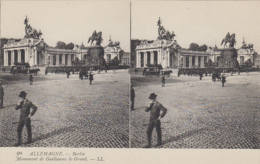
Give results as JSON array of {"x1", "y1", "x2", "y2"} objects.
[
  {"x1": 83, "y1": 31, "x2": 105, "y2": 66},
  {"x1": 219, "y1": 32, "x2": 239, "y2": 68},
  {"x1": 135, "y1": 17, "x2": 179, "y2": 68}
]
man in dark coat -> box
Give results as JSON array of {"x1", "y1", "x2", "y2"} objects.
[
  {"x1": 66, "y1": 69, "x2": 70, "y2": 78},
  {"x1": 89, "y1": 72, "x2": 94, "y2": 85},
  {"x1": 29, "y1": 74, "x2": 33, "y2": 85},
  {"x1": 14, "y1": 91, "x2": 37, "y2": 146},
  {"x1": 161, "y1": 75, "x2": 165, "y2": 87},
  {"x1": 130, "y1": 84, "x2": 135, "y2": 111},
  {"x1": 145, "y1": 93, "x2": 167, "y2": 148},
  {"x1": 199, "y1": 71, "x2": 203, "y2": 80},
  {"x1": 0, "y1": 82, "x2": 4, "y2": 109},
  {"x1": 221, "y1": 74, "x2": 226, "y2": 87}
]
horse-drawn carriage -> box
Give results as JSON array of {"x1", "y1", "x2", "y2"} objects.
[
  {"x1": 143, "y1": 67, "x2": 161, "y2": 77},
  {"x1": 10, "y1": 63, "x2": 30, "y2": 75}
]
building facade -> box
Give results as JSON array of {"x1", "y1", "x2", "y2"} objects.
[{"x1": 3, "y1": 38, "x2": 77, "y2": 67}]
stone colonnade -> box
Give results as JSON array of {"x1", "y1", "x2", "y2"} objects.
[
  {"x1": 136, "y1": 50, "x2": 161, "y2": 68},
  {"x1": 182, "y1": 55, "x2": 208, "y2": 68},
  {"x1": 4, "y1": 48, "x2": 29, "y2": 66},
  {"x1": 48, "y1": 53, "x2": 75, "y2": 66}
]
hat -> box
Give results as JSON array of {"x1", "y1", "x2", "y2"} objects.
[
  {"x1": 149, "y1": 93, "x2": 157, "y2": 99},
  {"x1": 19, "y1": 91, "x2": 27, "y2": 97}
]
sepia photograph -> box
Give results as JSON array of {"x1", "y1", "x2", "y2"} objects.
[
  {"x1": 0, "y1": 1, "x2": 259, "y2": 164},
  {"x1": 0, "y1": 1, "x2": 130, "y2": 148},
  {"x1": 130, "y1": 1, "x2": 260, "y2": 149}
]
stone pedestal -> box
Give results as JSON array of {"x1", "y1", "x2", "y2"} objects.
[
  {"x1": 219, "y1": 48, "x2": 238, "y2": 68},
  {"x1": 84, "y1": 46, "x2": 105, "y2": 66}
]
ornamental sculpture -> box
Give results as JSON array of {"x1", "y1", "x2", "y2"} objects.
[
  {"x1": 88, "y1": 30, "x2": 103, "y2": 46},
  {"x1": 24, "y1": 16, "x2": 42, "y2": 39},
  {"x1": 221, "y1": 32, "x2": 236, "y2": 48},
  {"x1": 108, "y1": 35, "x2": 120, "y2": 47},
  {"x1": 157, "y1": 17, "x2": 175, "y2": 41}
]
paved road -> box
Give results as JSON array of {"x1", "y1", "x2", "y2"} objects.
[
  {"x1": 0, "y1": 70, "x2": 129, "y2": 148},
  {"x1": 130, "y1": 71, "x2": 260, "y2": 148}
]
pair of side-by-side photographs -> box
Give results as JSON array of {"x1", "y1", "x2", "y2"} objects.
[{"x1": 0, "y1": 1, "x2": 259, "y2": 149}]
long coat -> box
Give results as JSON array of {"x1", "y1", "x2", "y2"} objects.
[
  {"x1": 15, "y1": 99, "x2": 37, "y2": 120},
  {"x1": 145, "y1": 101, "x2": 167, "y2": 120}
]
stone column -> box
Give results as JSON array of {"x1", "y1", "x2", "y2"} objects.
[
  {"x1": 183, "y1": 56, "x2": 186, "y2": 68},
  {"x1": 144, "y1": 52, "x2": 147, "y2": 67},
  {"x1": 150, "y1": 51, "x2": 154, "y2": 65},
  {"x1": 56, "y1": 55, "x2": 59, "y2": 66},
  {"x1": 158, "y1": 50, "x2": 161, "y2": 65},
  {"x1": 201, "y1": 56, "x2": 205, "y2": 68},
  {"x1": 4, "y1": 50, "x2": 7, "y2": 66},
  {"x1": 62, "y1": 54, "x2": 66, "y2": 65},
  {"x1": 195, "y1": 56, "x2": 198, "y2": 67},
  {"x1": 136, "y1": 52, "x2": 139, "y2": 68},
  {"x1": 189, "y1": 56, "x2": 193, "y2": 68},
  {"x1": 49, "y1": 54, "x2": 52, "y2": 66},
  {"x1": 68, "y1": 54, "x2": 71, "y2": 66},
  {"x1": 167, "y1": 49, "x2": 170, "y2": 68},
  {"x1": 11, "y1": 51, "x2": 15, "y2": 66},
  {"x1": 17, "y1": 50, "x2": 21, "y2": 63},
  {"x1": 34, "y1": 49, "x2": 38, "y2": 66}
]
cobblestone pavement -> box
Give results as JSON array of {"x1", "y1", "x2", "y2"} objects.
[
  {"x1": 130, "y1": 71, "x2": 260, "y2": 149},
  {"x1": 0, "y1": 70, "x2": 129, "y2": 148}
]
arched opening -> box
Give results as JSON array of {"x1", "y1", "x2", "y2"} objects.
[
  {"x1": 21, "y1": 50, "x2": 25, "y2": 64},
  {"x1": 140, "y1": 52, "x2": 144, "y2": 67},
  {"x1": 8, "y1": 51, "x2": 11, "y2": 66}
]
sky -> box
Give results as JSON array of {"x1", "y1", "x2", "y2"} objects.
[
  {"x1": 1, "y1": 1, "x2": 130, "y2": 52},
  {"x1": 132, "y1": 1, "x2": 260, "y2": 53}
]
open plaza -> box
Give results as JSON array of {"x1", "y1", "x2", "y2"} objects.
[
  {"x1": 0, "y1": 69, "x2": 129, "y2": 148},
  {"x1": 130, "y1": 70, "x2": 260, "y2": 148}
]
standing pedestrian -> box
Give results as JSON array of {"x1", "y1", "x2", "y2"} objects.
[
  {"x1": 145, "y1": 93, "x2": 167, "y2": 148},
  {"x1": 29, "y1": 74, "x2": 33, "y2": 85},
  {"x1": 45, "y1": 68, "x2": 48, "y2": 75},
  {"x1": 199, "y1": 71, "x2": 203, "y2": 80},
  {"x1": 14, "y1": 91, "x2": 37, "y2": 146},
  {"x1": 221, "y1": 74, "x2": 226, "y2": 87},
  {"x1": 89, "y1": 72, "x2": 94, "y2": 85},
  {"x1": 66, "y1": 70, "x2": 70, "y2": 78},
  {"x1": 161, "y1": 75, "x2": 165, "y2": 87},
  {"x1": 130, "y1": 84, "x2": 135, "y2": 111},
  {"x1": 0, "y1": 82, "x2": 4, "y2": 109}
]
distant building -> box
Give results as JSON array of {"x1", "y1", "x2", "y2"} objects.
[
  {"x1": 121, "y1": 52, "x2": 130, "y2": 65},
  {"x1": 103, "y1": 36, "x2": 124, "y2": 64},
  {"x1": 3, "y1": 38, "x2": 77, "y2": 67}
]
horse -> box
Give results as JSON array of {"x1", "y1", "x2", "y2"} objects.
[
  {"x1": 29, "y1": 68, "x2": 40, "y2": 76},
  {"x1": 88, "y1": 31, "x2": 103, "y2": 46},
  {"x1": 221, "y1": 33, "x2": 236, "y2": 48}
]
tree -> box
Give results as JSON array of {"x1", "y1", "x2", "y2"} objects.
[
  {"x1": 198, "y1": 44, "x2": 208, "y2": 51},
  {"x1": 188, "y1": 43, "x2": 200, "y2": 51},
  {"x1": 56, "y1": 41, "x2": 66, "y2": 49},
  {"x1": 111, "y1": 57, "x2": 120, "y2": 65},
  {"x1": 66, "y1": 42, "x2": 74, "y2": 50}
]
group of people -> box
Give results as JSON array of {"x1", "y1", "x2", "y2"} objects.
[{"x1": 79, "y1": 69, "x2": 94, "y2": 85}]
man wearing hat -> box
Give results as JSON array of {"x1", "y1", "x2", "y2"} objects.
[
  {"x1": 0, "y1": 82, "x2": 4, "y2": 109},
  {"x1": 145, "y1": 93, "x2": 167, "y2": 148},
  {"x1": 14, "y1": 91, "x2": 37, "y2": 146}
]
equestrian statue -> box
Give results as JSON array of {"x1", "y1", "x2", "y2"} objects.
[
  {"x1": 88, "y1": 30, "x2": 103, "y2": 46},
  {"x1": 221, "y1": 32, "x2": 236, "y2": 48}
]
